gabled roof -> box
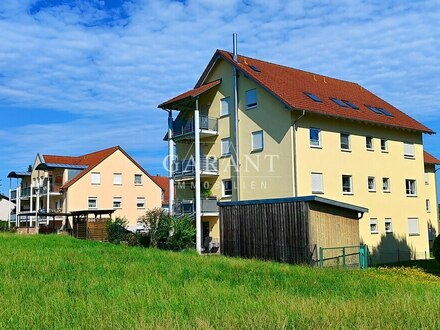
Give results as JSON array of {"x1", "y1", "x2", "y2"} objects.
[
  {"x1": 150, "y1": 175, "x2": 170, "y2": 205},
  {"x1": 191, "y1": 49, "x2": 433, "y2": 134},
  {"x1": 158, "y1": 79, "x2": 221, "y2": 109},
  {"x1": 38, "y1": 146, "x2": 160, "y2": 191},
  {"x1": 424, "y1": 151, "x2": 440, "y2": 165}
]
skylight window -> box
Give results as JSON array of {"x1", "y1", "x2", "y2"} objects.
[
  {"x1": 249, "y1": 65, "x2": 261, "y2": 72},
  {"x1": 377, "y1": 107, "x2": 394, "y2": 117},
  {"x1": 365, "y1": 105, "x2": 383, "y2": 114},
  {"x1": 330, "y1": 97, "x2": 348, "y2": 108},
  {"x1": 342, "y1": 100, "x2": 359, "y2": 110},
  {"x1": 304, "y1": 92, "x2": 323, "y2": 103}
]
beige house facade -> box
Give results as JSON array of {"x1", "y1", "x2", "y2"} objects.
[
  {"x1": 8, "y1": 146, "x2": 162, "y2": 231},
  {"x1": 159, "y1": 46, "x2": 439, "y2": 259}
]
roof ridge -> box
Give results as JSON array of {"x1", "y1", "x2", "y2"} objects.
[{"x1": 217, "y1": 49, "x2": 359, "y2": 86}]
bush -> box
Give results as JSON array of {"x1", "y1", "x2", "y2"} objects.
[
  {"x1": 433, "y1": 234, "x2": 440, "y2": 264},
  {"x1": 166, "y1": 215, "x2": 196, "y2": 251},
  {"x1": 0, "y1": 221, "x2": 15, "y2": 233},
  {"x1": 107, "y1": 217, "x2": 129, "y2": 244},
  {"x1": 138, "y1": 209, "x2": 195, "y2": 251}
]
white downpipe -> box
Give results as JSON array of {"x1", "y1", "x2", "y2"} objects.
[
  {"x1": 29, "y1": 183, "x2": 33, "y2": 227},
  {"x1": 194, "y1": 98, "x2": 202, "y2": 254},
  {"x1": 16, "y1": 187, "x2": 20, "y2": 228},
  {"x1": 7, "y1": 188, "x2": 11, "y2": 228},
  {"x1": 36, "y1": 178, "x2": 40, "y2": 228},
  {"x1": 168, "y1": 110, "x2": 175, "y2": 215},
  {"x1": 46, "y1": 173, "x2": 50, "y2": 213},
  {"x1": 232, "y1": 33, "x2": 240, "y2": 201}
]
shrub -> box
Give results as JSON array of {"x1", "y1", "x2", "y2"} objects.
[
  {"x1": 107, "y1": 217, "x2": 129, "y2": 244},
  {"x1": 138, "y1": 209, "x2": 195, "y2": 251},
  {"x1": 166, "y1": 215, "x2": 195, "y2": 251},
  {"x1": 138, "y1": 208, "x2": 171, "y2": 248},
  {"x1": 0, "y1": 221, "x2": 15, "y2": 233},
  {"x1": 433, "y1": 234, "x2": 440, "y2": 264}
]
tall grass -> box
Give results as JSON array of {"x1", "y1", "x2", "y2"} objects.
[{"x1": 0, "y1": 233, "x2": 439, "y2": 329}]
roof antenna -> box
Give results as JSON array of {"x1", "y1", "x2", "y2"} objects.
[{"x1": 233, "y1": 33, "x2": 238, "y2": 62}]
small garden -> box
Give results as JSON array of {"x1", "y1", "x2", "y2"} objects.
[{"x1": 106, "y1": 208, "x2": 195, "y2": 251}]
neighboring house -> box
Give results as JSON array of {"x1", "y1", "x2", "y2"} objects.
[
  {"x1": 151, "y1": 175, "x2": 170, "y2": 212},
  {"x1": 0, "y1": 194, "x2": 15, "y2": 221},
  {"x1": 158, "y1": 47, "x2": 439, "y2": 258},
  {"x1": 8, "y1": 146, "x2": 162, "y2": 231}
]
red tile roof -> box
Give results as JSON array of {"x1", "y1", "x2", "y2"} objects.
[
  {"x1": 424, "y1": 151, "x2": 440, "y2": 165},
  {"x1": 158, "y1": 79, "x2": 221, "y2": 109},
  {"x1": 190, "y1": 50, "x2": 432, "y2": 134},
  {"x1": 42, "y1": 146, "x2": 160, "y2": 190},
  {"x1": 151, "y1": 175, "x2": 170, "y2": 205}
]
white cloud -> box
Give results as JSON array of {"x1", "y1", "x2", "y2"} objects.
[{"x1": 0, "y1": 0, "x2": 440, "y2": 193}]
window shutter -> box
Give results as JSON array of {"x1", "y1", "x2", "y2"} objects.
[
  {"x1": 404, "y1": 143, "x2": 415, "y2": 157},
  {"x1": 311, "y1": 173, "x2": 323, "y2": 193},
  {"x1": 408, "y1": 218, "x2": 419, "y2": 235}
]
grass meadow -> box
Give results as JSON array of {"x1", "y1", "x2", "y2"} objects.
[{"x1": 0, "y1": 233, "x2": 439, "y2": 329}]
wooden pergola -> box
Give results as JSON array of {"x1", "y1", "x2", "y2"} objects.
[{"x1": 70, "y1": 209, "x2": 115, "y2": 241}]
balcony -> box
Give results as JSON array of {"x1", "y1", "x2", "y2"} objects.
[
  {"x1": 39, "y1": 184, "x2": 62, "y2": 195},
  {"x1": 173, "y1": 116, "x2": 218, "y2": 140},
  {"x1": 173, "y1": 156, "x2": 219, "y2": 180},
  {"x1": 9, "y1": 214, "x2": 16, "y2": 222},
  {"x1": 174, "y1": 198, "x2": 219, "y2": 216},
  {"x1": 11, "y1": 190, "x2": 17, "y2": 200},
  {"x1": 21, "y1": 187, "x2": 31, "y2": 198}
]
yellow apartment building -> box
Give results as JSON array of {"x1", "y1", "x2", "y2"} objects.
[
  {"x1": 8, "y1": 146, "x2": 162, "y2": 231},
  {"x1": 159, "y1": 42, "x2": 439, "y2": 259}
]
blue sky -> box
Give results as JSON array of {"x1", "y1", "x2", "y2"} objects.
[{"x1": 1, "y1": 0, "x2": 440, "y2": 195}]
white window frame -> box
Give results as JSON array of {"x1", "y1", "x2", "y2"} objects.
[
  {"x1": 91, "y1": 172, "x2": 100, "y2": 185},
  {"x1": 251, "y1": 130, "x2": 264, "y2": 152},
  {"x1": 405, "y1": 179, "x2": 417, "y2": 196},
  {"x1": 113, "y1": 173, "x2": 122, "y2": 185},
  {"x1": 245, "y1": 89, "x2": 257, "y2": 110},
  {"x1": 222, "y1": 179, "x2": 233, "y2": 197},
  {"x1": 311, "y1": 172, "x2": 323, "y2": 194},
  {"x1": 380, "y1": 138, "x2": 388, "y2": 152},
  {"x1": 137, "y1": 197, "x2": 145, "y2": 209},
  {"x1": 134, "y1": 174, "x2": 143, "y2": 185},
  {"x1": 370, "y1": 218, "x2": 378, "y2": 234},
  {"x1": 426, "y1": 199, "x2": 431, "y2": 213},
  {"x1": 408, "y1": 217, "x2": 420, "y2": 236},
  {"x1": 366, "y1": 136, "x2": 374, "y2": 151},
  {"x1": 221, "y1": 138, "x2": 232, "y2": 156},
  {"x1": 404, "y1": 142, "x2": 415, "y2": 159},
  {"x1": 340, "y1": 132, "x2": 351, "y2": 151},
  {"x1": 220, "y1": 96, "x2": 230, "y2": 116},
  {"x1": 113, "y1": 197, "x2": 122, "y2": 209},
  {"x1": 385, "y1": 218, "x2": 393, "y2": 233},
  {"x1": 342, "y1": 175, "x2": 353, "y2": 195},
  {"x1": 382, "y1": 177, "x2": 390, "y2": 193},
  {"x1": 368, "y1": 176, "x2": 376, "y2": 192},
  {"x1": 88, "y1": 197, "x2": 97, "y2": 209},
  {"x1": 309, "y1": 128, "x2": 321, "y2": 148}
]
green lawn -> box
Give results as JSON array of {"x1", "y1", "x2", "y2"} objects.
[{"x1": 0, "y1": 234, "x2": 439, "y2": 329}]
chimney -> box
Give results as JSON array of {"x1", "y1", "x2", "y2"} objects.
[{"x1": 233, "y1": 33, "x2": 238, "y2": 62}]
